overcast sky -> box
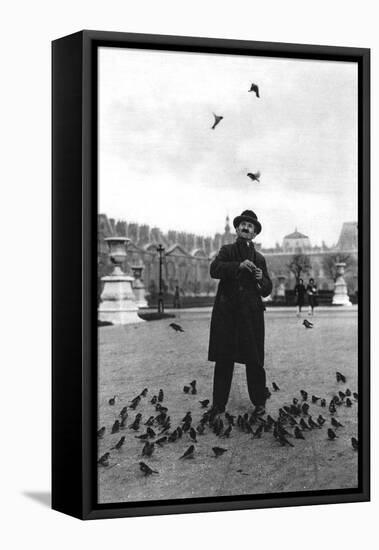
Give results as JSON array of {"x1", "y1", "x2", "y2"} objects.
[{"x1": 99, "y1": 46, "x2": 357, "y2": 248}]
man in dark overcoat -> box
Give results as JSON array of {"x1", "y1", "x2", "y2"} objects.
[{"x1": 208, "y1": 210, "x2": 272, "y2": 415}]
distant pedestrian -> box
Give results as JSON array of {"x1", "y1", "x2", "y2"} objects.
[
  {"x1": 173, "y1": 285, "x2": 181, "y2": 309},
  {"x1": 294, "y1": 278, "x2": 306, "y2": 316},
  {"x1": 306, "y1": 278, "x2": 318, "y2": 315}
]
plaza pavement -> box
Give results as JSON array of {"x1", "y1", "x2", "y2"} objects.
[{"x1": 98, "y1": 306, "x2": 358, "y2": 504}]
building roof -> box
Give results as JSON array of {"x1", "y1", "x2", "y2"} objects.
[
  {"x1": 284, "y1": 230, "x2": 309, "y2": 240},
  {"x1": 336, "y1": 222, "x2": 358, "y2": 251}
]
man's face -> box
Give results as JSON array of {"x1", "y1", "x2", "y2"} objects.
[{"x1": 236, "y1": 221, "x2": 256, "y2": 241}]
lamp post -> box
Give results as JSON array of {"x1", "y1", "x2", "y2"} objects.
[{"x1": 156, "y1": 244, "x2": 165, "y2": 313}]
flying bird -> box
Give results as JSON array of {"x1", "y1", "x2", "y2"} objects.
[
  {"x1": 179, "y1": 445, "x2": 195, "y2": 459},
  {"x1": 248, "y1": 82, "x2": 260, "y2": 97},
  {"x1": 139, "y1": 461, "x2": 158, "y2": 476},
  {"x1": 211, "y1": 113, "x2": 223, "y2": 130},
  {"x1": 169, "y1": 322, "x2": 184, "y2": 332},
  {"x1": 247, "y1": 171, "x2": 261, "y2": 183},
  {"x1": 303, "y1": 319, "x2": 313, "y2": 329},
  {"x1": 212, "y1": 446, "x2": 228, "y2": 458},
  {"x1": 320, "y1": 399, "x2": 327, "y2": 408},
  {"x1": 111, "y1": 436, "x2": 125, "y2": 450}
]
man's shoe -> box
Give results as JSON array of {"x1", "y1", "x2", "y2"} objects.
[
  {"x1": 209, "y1": 404, "x2": 225, "y2": 415},
  {"x1": 252, "y1": 405, "x2": 266, "y2": 416}
]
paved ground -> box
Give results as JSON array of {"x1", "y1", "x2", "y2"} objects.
[{"x1": 98, "y1": 307, "x2": 358, "y2": 504}]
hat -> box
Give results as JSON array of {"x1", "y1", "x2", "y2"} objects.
[{"x1": 233, "y1": 210, "x2": 262, "y2": 235}]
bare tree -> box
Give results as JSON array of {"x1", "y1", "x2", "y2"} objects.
[
  {"x1": 287, "y1": 254, "x2": 312, "y2": 282},
  {"x1": 322, "y1": 253, "x2": 354, "y2": 282}
]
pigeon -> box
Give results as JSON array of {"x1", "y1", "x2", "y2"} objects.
[
  {"x1": 252, "y1": 424, "x2": 264, "y2": 439},
  {"x1": 345, "y1": 388, "x2": 352, "y2": 397},
  {"x1": 272, "y1": 382, "x2": 280, "y2": 392},
  {"x1": 129, "y1": 414, "x2": 142, "y2": 431},
  {"x1": 351, "y1": 437, "x2": 359, "y2": 451},
  {"x1": 139, "y1": 461, "x2": 158, "y2": 476},
  {"x1": 221, "y1": 425, "x2": 232, "y2": 438},
  {"x1": 247, "y1": 171, "x2": 261, "y2": 183},
  {"x1": 182, "y1": 421, "x2": 191, "y2": 433},
  {"x1": 331, "y1": 418, "x2": 344, "y2": 428},
  {"x1": 301, "y1": 403, "x2": 310, "y2": 415},
  {"x1": 211, "y1": 113, "x2": 223, "y2": 130},
  {"x1": 129, "y1": 396, "x2": 141, "y2": 410},
  {"x1": 292, "y1": 398, "x2": 299, "y2": 405},
  {"x1": 108, "y1": 396, "x2": 116, "y2": 406},
  {"x1": 329, "y1": 401, "x2": 337, "y2": 414},
  {"x1": 111, "y1": 420, "x2": 120, "y2": 434},
  {"x1": 320, "y1": 399, "x2": 327, "y2": 408},
  {"x1": 338, "y1": 391, "x2": 346, "y2": 400},
  {"x1": 199, "y1": 399, "x2": 210, "y2": 408},
  {"x1": 189, "y1": 427, "x2": 198, "y2": 442},
  {"x1": 147, "y1": 427, "x2": 156, "y2": 438},
  {"x1": 183, "y1": 386, "x2": 190, "y2": 394},
  {"x1": 158, "y1": 389, "x2": 164, "y2": 402},
  {"x1": 346, "y1": 398, "x2": 353, "y2": 407},
  {"x1": 277, "y1": 434, "x2": 294, "y2": 447},
  {"x1": 353, "y1": 392, "x2": 359, "y2": 400},
  {"x1": 212, "y1": 446, "x2": 228, "y2": 458},
  {"x1": 155, "y1": 436, "x2": 167, "y2": 447},
  {"x1": 98, "y1": 452, "x2": 110, "y2": 467},
  {"x1": 182, "y1": 412, "x2": 192, "y2": 424},
  {"x1": 300, "y1": 390, "x2": 308, "y2": 401},
  {"x1": 142, "y1": 441, "x2": 155, "y2": 458},
  {"x1": 225, "y1": 412, "x2": 236, "y2": 426},
  {"x1": 327, "y1": 428, "x2": 338, "y2": 440},
  {"x1": 308, "y1": 416, "x2": 320, "y2": 429},
  {"x1": 317, "y1": 415, "x2": 326, "y2": 426},
  {"x1": 120, "y1": 415, "x2": 128, "y2": 429},
  {"x1": 135, "y1": 432, "x2": 150, "y2": 440},
  {"x1": 179, "y1": 445, "x2": 195, "y2": 459},
  {"x1": 150, "y1": 395, "x2": 158, "y2": 405},
  {"x1": 300, "y1": 418, "x2": 311, "y2": 431},
  {"x1": 336, "y1": 371, "x2": 346, "y2": 383},
  {"x1": 140, "y1": 388, "x2": 148, "y2": 397},
  {"x1": 294, "y1": 426, "x2": 305, "y2": 439},
  {"x1": 97, "y1": 427, "x2": 106, "y2": 439},
  {"x1": 248, "y1": 82, "x2": 260, "y2": 97},
  {"x1": 303, "y1": 319, "x2": 313, "y2": 329},
  {"x1": 169, "y1": 322, "x2": 184, "y2": 332},
  {"x1": 168, "y1": 430, "x2": 178, "y2": 443},
  {"x1": 144, "y1": 416, "x2": 155, "y2": 426},
  {"x1": 119, "y1": 406, "x2": 128, "y2": 418},
  {"x1": 311, "y1": 395, "x2": 320, "y2": 404},
  {"x1": 196, "y1": 424, "x2": 205, "y2": 435},
  {"x1": 111, "y1": 436, "x2": 125, "y2": 450}
]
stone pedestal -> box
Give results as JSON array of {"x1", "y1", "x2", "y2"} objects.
[
  {"x1": 332, "y1": 262, "x2": 352, "y2": 306},
  {"x1": 98, "y1": 237, "x2": 144, "y2": 325},
  {"x1": 131, "y1": 265, "x2": 148, "y2": 308}
]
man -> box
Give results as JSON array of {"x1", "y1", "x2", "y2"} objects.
[
  {"x1": 294, "y1": 278, "x2": 306, "y2": 317},
  {"x1": 208, "y1": 210, "x2": 272, "y2": 416}
]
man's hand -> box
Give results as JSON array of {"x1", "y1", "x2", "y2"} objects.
[
  {"x1": 239, "y1": 259, "x2": 255, "y2": 272},
  {"x1": 254, "y1": 268, "x2": 263, "y2": 280}
]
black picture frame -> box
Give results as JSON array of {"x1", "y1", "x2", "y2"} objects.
[{"x1": 52, "y1": 30, "x2": 370, "y2": 520}]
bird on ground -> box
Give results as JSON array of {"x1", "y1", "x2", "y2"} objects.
[
  {"x1": 183, "y1": 386, "x2": 190, "y2": 394},
  {"x1": 272, "y1": 382, "x2": 280, "y2": 391},
  {"x1": 169, "y1": 322, "x2": 184, "y2": 332},
  {"x1": 147, "y1": 427, "x2": 156, "y2": 438},
  {"x1": 108, "y1": 396, "x2": 116, "y2": 406},
  {"x1": 211, "y1": 113, "x2": 223, "y2": 130},
  {"x1": 158, "y1": 389, "x2": 164, "y2": 402},
  {"x1": 225, "y1": 412, "x2": 236, "y2": 426},
  {"x1": 252, "y1": 424, "x2": 264, "y2": 439},
  {"x1": 327, "y1": 428, "x2": 338, "y2": 440},
  {"x1": 150, "y1": 395, "x2": 158, "y2": 404},
  {"x1": 155, "y1": 436, "x2": 167, "y2": 447},
  {"x1": 212, "y1": 447, "x2": 228, "y2": 458},
  {"x1": 346, "y1": 398, "x2": 353, "y2": 407},
  {"x1": 142, "y1": 441, "x2": 155, "y2": 458},
  {"x1": 300, "y1": 418, "x2": 311, "y2": 431},
  {"x1": 177, "y1": 426, "x2": 183, "y2": 439},
  {"x1": 140, "y1": 388, "x2": 148, "y2": 397},
  {"x1": 300, "y1": 390, "x2": 308, "y2": 401},
  {"x1": 320, "y1": 399, "x2": 327, "y2": 408},
  {"x1": 168, "y1": 430, "x2": 178, "y2": 443},
  {"x1": 277, "y1": 434, "x2": 294, "y2": 447},
  {"x1": 129, "y1": 414, "x2": 142, "y2": 431},
  {"x1": 139, "y1": 462, "x2": 158, "y2": 476},
  {"x1": 144, "y1": 416, "x2": 155, "y2": 426},
  {"x1": 182, "y1": 412, "x2": 192, "y2": 424},
  {"x1": 129, "y1": 396, "x2": 141, "y2": 410},
  {"x1": 303, "y1": 319, "x2": 313, "y2": 329},
  {"x1": 351, "y1": 437, "x2": 359, "y2": 451},
  {"x1": 247, "y1": 171, "x2": 261, "y2": 183},
  {"x1": 179, "y1": 445, "x2": 195, "y2": 459},
  {"x1": 221, "y1": 425, "x2": 232, "y2": 438},
  {"x1": 311, "y1": 395, "x2": 320, "y2": 404},
  {"x1": 353, "y1": 392, "x2": 359, "y2": 400},
  {"x1": 135, "y1": 432, "x2": 150, "y2": 440},
  {"x1": 98, "y1": 453, "x2": 110, "y2": 467},
  {"x1": 308, "y1": 416, "x2": 320, "y2": 429},
  {"x1": 97, "y1": 427, "x2": 106, "y2": 439},
  {"x1": 292, "y1": 398, "x2": 299, "y2": 405},
  {"x1": 345, "y1": 388, "x2": 352, "y2": 397},
  {"x1": 317, "y1": 415, "x2": 326, "y2": 426},
  {"x1": 120, "y1": 415, "x2": 128, "y2": 429},
  {"x1": 336, "y1": 371, "x2": 346, "y2": 383},
  {"x1": 190, "y1": 380, "x2": 197, "y2": 394},
  {"x1": 111, "y1": 420, "x2": 120, "y2": 434},
  {"x1": 331, "y1": 418, "x2": 344, "y2": 428},
  {"x1": 301, "y1": 403, "x2": 310, "y2": 415},
  {"x1": 329, "y1": 401, "x2": 337, "y2": 414},
  {"x1": 111, "y1": 436, "x2": 125, "y2": 450},
  {"x1": 199, "y1": 399, "x2": 210, "y2": 408},
  {"x1": 182, "y1": 421, "x2": 191, "y2": 433},
  {"x1": 189, "y1": 427, "x2": 198, "y2": 442},
  {"x1": 119, "y1": 406, "x2": 128, "y2": 418},
  {"x1": 196, "y1": 424, "x2": 205, "y2": 435},
  {"x1": 248, "y1": 82, "x2": 260, "y2": 97},
  {"x1": 294, "y1": 426, "x2": 305, "y2": 439},
  {"x1": 338, "y1": 391, "x2": 346, "y2": 400}
]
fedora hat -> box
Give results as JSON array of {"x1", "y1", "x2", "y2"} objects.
[{"x1": 233, "y1": 210, "x2": 262, "y2": 235}]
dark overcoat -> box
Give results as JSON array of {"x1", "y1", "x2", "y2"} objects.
[{"x1": 208, "y1": 238, "x2": 272, "y2": 365}]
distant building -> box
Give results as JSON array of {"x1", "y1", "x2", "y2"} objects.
[{"x1": 98, "y1": 215, "x2": 358, "y2": 300}]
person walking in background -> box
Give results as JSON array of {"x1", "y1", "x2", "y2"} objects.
[
  {"x1": 173, "y1": 285, "x2": 181, "y2": 309},
  {"x1": 306, "y1": 277, "x2": 318, "y2": 315},
  {"x1": 294, "y1": 278, "x2": 306, "y2": 316},
  {"x1": 208, "y1": 209, "x2": 272, "y2": 416}
]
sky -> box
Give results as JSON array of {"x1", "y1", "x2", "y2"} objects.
[{"x1": 98, "y1": 46, "x2": 358, "y2": 248}]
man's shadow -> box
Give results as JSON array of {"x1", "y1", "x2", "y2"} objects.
[{"x1": 23, "y1": 491, "x2": 51, "y2": 507}]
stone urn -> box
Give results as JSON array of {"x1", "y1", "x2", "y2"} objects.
[
  {"x1": 332, "y1": 262, "x2": 352, "y2": 306},
  {"x1": 98, "y1": 237, "x2": 144, "y2": 324},
  {"x1": 131, "y1": 265, "x2": 148, "y2": 308},
  {"x1": 276, "y1": 275, "x2": 287, "y2": 304}
]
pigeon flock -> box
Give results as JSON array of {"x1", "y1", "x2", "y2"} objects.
[
  {"x1": 98, "y1": 361, "x2": 359, "y2": 481},
  {"x1": 210, "y1": 82, "x2": 261, "y2": 182}
]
